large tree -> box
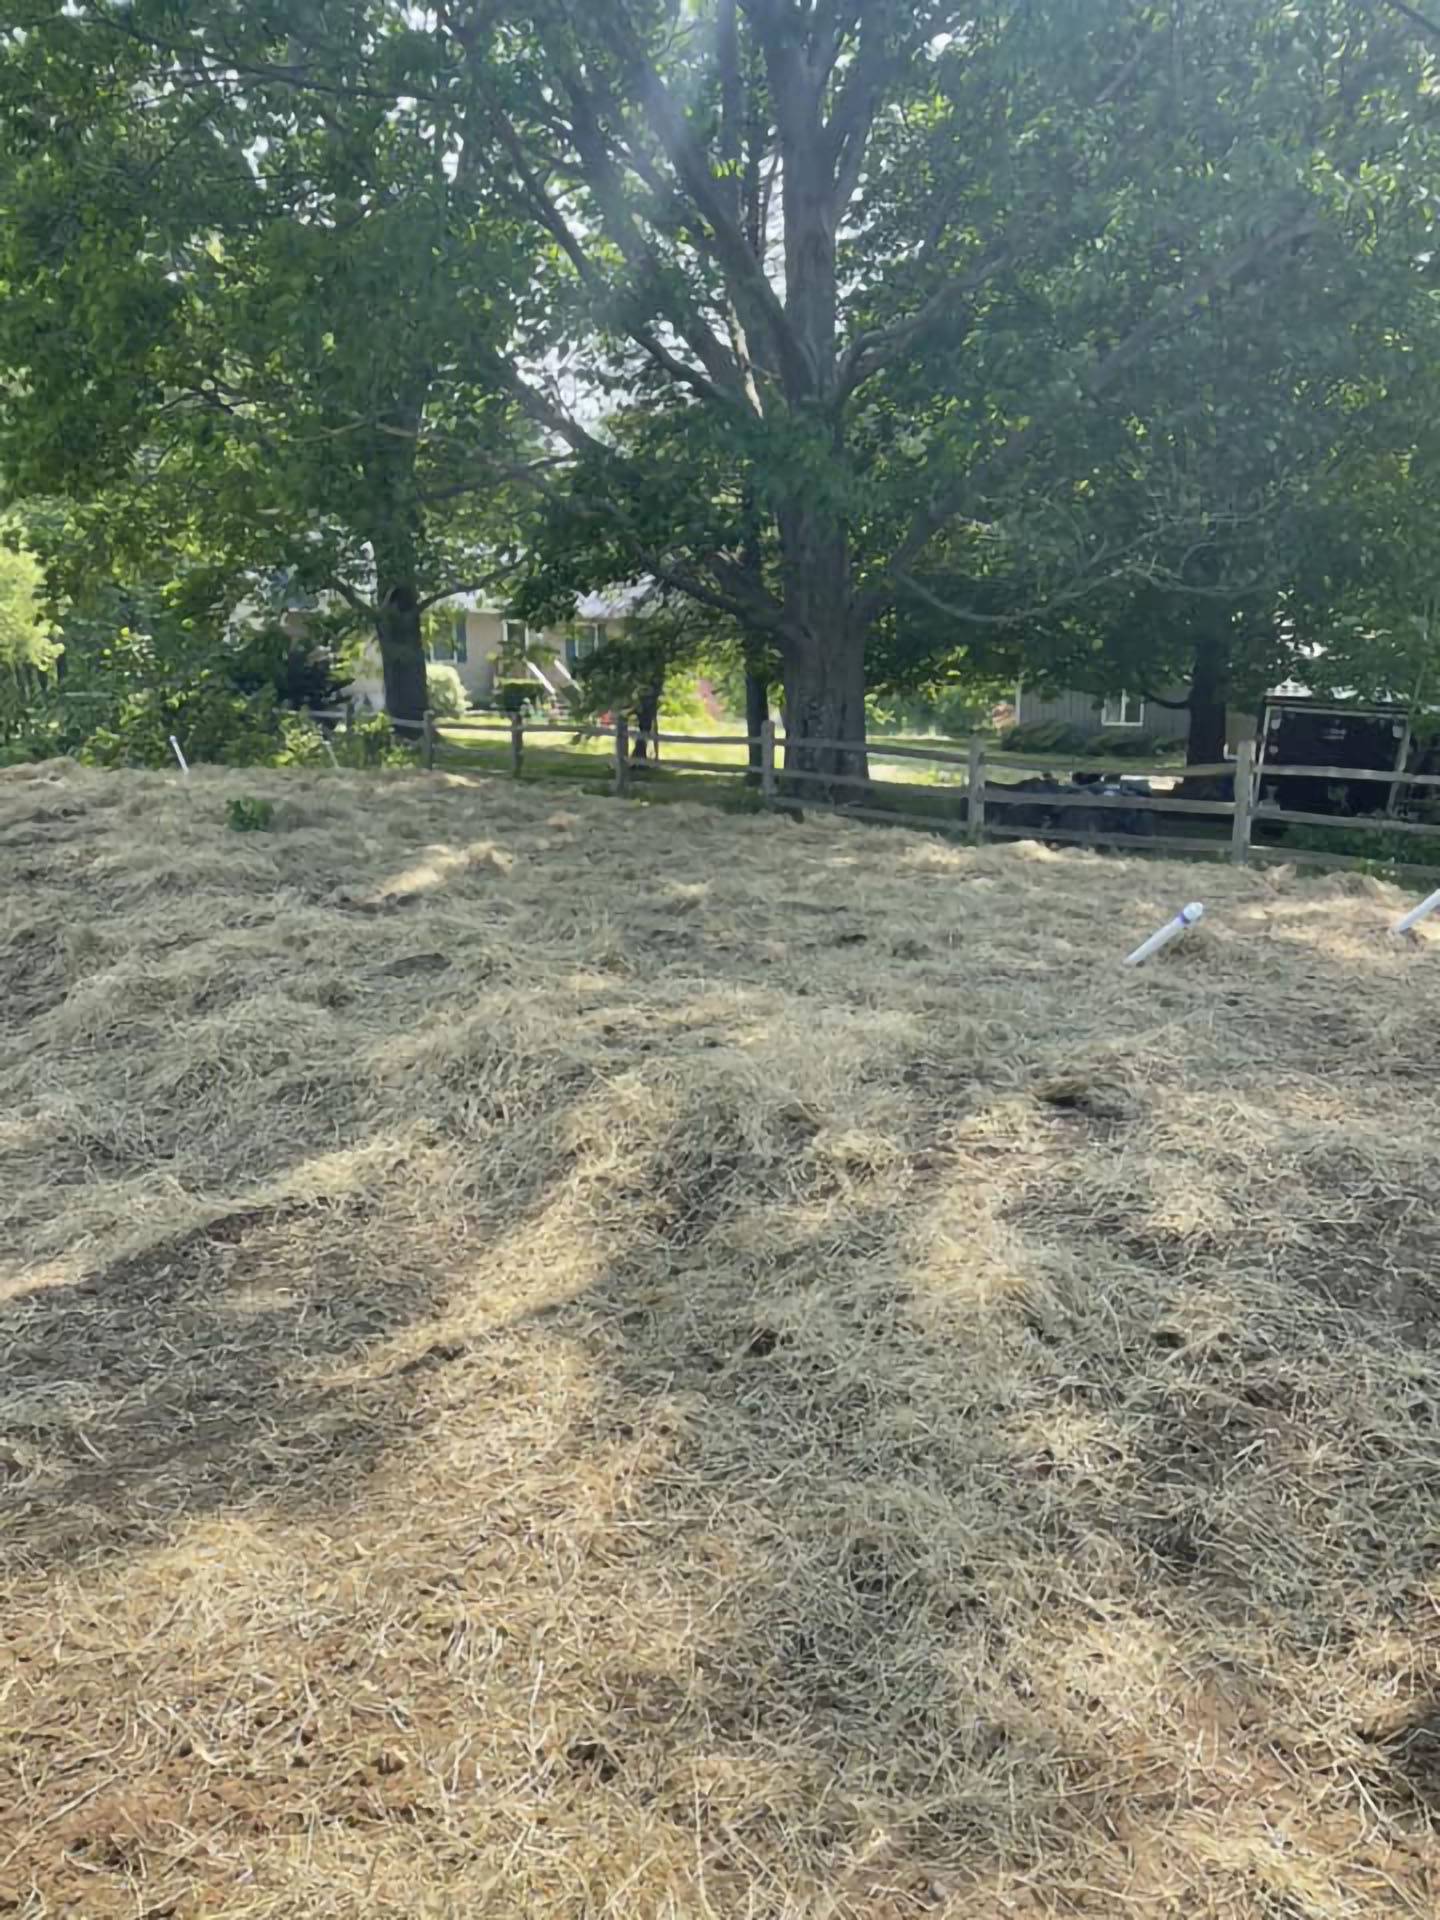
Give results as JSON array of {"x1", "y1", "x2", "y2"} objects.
[
  {"x1": 4, "y1": 0, "x2": 1434, "y2": 766},
  {"x1": 429, "y1": 0, "x2": 1429, "y2": 782},
  {"x1": 0, "y1": 0, "x2": 540, "y2": 722}
]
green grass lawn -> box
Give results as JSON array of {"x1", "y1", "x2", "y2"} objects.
[
  {"x1": 437, "y1": 721, "x2": 1183, "y2": 801},
  {"x1": 432, "y1": 727, "x2": 1204, "y2": 859}
]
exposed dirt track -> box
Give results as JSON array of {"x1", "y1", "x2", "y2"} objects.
[{"x1": 2, "y1": 761, "x2": 1439, "y2": 1918}]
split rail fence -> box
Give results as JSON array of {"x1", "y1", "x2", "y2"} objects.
[{"x1": 304, "y1": 705, "x2": 1440, "y2": 878}]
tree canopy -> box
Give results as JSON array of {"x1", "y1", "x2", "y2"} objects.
[
  {"x1": 0, "y1": 0, "x2": 542, "y2": 719},
  {"x1": 3, "y1": 1, "x2": 1440, "y2": 764}
]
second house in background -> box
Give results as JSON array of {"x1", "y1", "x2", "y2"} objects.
[{"x1": 348, "y1": 587, "x2": 644, "y2": 711}]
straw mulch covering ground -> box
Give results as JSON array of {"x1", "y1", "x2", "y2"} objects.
[{"x1": 3, "y1": 760, "x2": 1440, "y2": 1919}]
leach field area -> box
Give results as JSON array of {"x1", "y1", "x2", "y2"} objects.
[{"x1": 3, "y1": 760, "x2": 1440, "y2": 1919}]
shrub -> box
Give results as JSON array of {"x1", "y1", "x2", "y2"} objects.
[
  {"x1": 1273, "y1": 820, "x2": 1440, "y2": 875},
  {"x1": 229, "y1": 622, "x2": 352, "y2": 712},
  {"x1": 998, "y1": 722, "x2": 1188, "y2": 761},
  {"x1": 271, "y1": 709, "x2": 334, "y2": 768},
  {"x1": 426, "y1": 661, "x2": 467, "y2": 719},
  {"x1": 1081, "y1": 730, "x2": 1185, "y2": 760},
  {"x1": 930, "y1": 689, "x2": 992, "y2": 739},
  {"x1": 226, "y1": 796, "x2": 275, "y2": 832},
  {"x1": 75, "y1": 686, "x2": 286, "y2": 770},
  {"x1": 329, "y1": 712, "x2": 412, "y2": 768},
  {"x1": 495, "y1": 679, "x2": 535, "y2": 716},
  {"x1": 999, "y1": 720, "x2": 1091, "y2": 754},
  {"x1": 866, "y1": 692, "x2": 992, "y2": 738},
  {"x1": 658, "y1": 674, "x2": 711, "y2": 728},
  {"x1": 68, "y1": 685, "x2": 418, "y2": 773},
  {"x1": 864, "y1": 696, "x2": 920, "y2": 735}
]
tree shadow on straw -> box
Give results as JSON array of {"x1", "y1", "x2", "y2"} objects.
[
  {"x1": 0, "y1": 1198, "x2": 451, "y2": 1572},
  {"x1": 501, "y1": 1130, "x2": 1085, "y2": 1905},
  {"x1": 499, "y1": 932, "x2": 1440, "y2": 1911}
]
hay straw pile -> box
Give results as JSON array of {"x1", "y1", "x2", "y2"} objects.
[{"x1": 3, "y1": 760, "x2": 1440, "y2": 1919}]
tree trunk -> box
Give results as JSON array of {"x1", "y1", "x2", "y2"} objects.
[
  {"x1": 376, "y1": 577, "x2": 426, "y2": 729},
  {"x1": 744, "y1": 662, "x2": 769, "y2": 778},
  {"x1": 781, "y1": 634, "x2": 866, "y2": 786},
  {"x1": 776, "y1": 498, "x2": 867, "y2": 793},
  {"x1": 1181, "y1": 625, "x2": 1231, "y2": 798},
  {"x1": 631, "y1": 682, "x2": 661, "y2": 761},
  {"x1": 1187, "y1": 627, "x2": 1229, "y2": 768},
  {"x1": 363, "y1": 395, "x2": 429, "y2": 730}
]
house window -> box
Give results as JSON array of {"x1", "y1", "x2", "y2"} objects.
[
  {"x1": 502, "y1": 619, "x2": 528, "y2": 661},
  {"x1": 431, "y1": 627, "x2": 452, "y2": 663},
  {"x1": 452, "y1": 613, "x2": 468, "y2": 664},
  {"x1": 565, "y1": 621, "x2": 605, "y2": 668},
  {"x1": 1102, "y1": 690, "x2": 1144, "y2": 728}
]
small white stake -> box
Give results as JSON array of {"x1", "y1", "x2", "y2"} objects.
[
  {"x1": 168, "y1": 735, "x2": 190, "y2": 776},
  {"x1": 1123, "y1": 901, "x2": 1204, "y2": 967},
  {"x1": 1391, "y1": 887, "x2": 1440, "y2": 936}
]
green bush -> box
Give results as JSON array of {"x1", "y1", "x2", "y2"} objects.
[
  {"x1": 999, "y1": 721, "x2": 1188, "y2": 760},
  {"x1": 66, "y1": 683, "x2": 418, "y2": 773},
  {"x1": 1273, "y1": 819, "x2": 1440, "y2": 874},
  {"x1": 495, "y1": 679, "x2": 536, "y2": 716},
  {"x1": 425, "y1": 661, "x2": 467, "y2": 719},
  {"x1": 274, "y1": 710, "x2": 338, "y2": 767},
  {"x1": 328, "y1": 712, "x2": 412, "y2": 768},
  {"x1": 226, "y1": 795, "x2": 275, "y2": 832},
  {"x1": 76, "y1": 685, "x2": 287, "y2": 770},
  {"x1": 930, "y1": 689, "x2": 992, "y2": 738},
  {"x1": 1081, "y1": 730, "x2": 1186, "y2": 760},
  {"x1": 865, "y1": 691, "x2": 993, "y2": 738},
  {"x1": 999, "y1": 720, "x2": 1091, "y2": 754},
  {"x1": 658, "y1": 673, "x2": 711, "y2": 728}
]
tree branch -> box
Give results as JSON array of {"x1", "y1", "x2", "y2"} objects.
[
  {"x1": 837, "y1": 230, "x2": 1034, "y2": 397},
  {"x1": 1380, "y1": 0, "x2": 1440, "y2": 43},
  {"x1": 475, "y1": 345, "x2": 786, "y2": 633},
  {"x1": 590, "y1": 1, "x2": 815, "y2": 396},
  {"x1": 823, "y1": 6, "x2": 935, "y2": 217},
  {"x1": 434, "y1": 11, "x2": 738, "y2": 409},
  {"x1": 329, "y1": 576, "x2": 376, "y2": 618},
  {"x1": 416, "y1": 565, "x2": 517, "y2": 614},
  {"x1": 867, "y1": 210, "x2": 1321, "y2": 616},
  {"x1": 837, "y1": 31, "x2": 1161, "y2": 398},
  {"x1": 548, "y1": 55, "x2": 748, "y2": 401}
]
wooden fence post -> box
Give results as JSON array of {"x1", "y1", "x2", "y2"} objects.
[
  {"x1": 967, "y1": 737, "x2": 986, "y2": 845},
  {"x1": 510, "y1": 711, "x2": 524, "y2": 779},
  {"x1": 760, "y1": 716, "x2": 776, "y2": 809},
  {"x1": 613, "y1": 713, "x2": 630, "y2": 796},
  {"x1": 422, "y1": 708, "x2": 436, "y2": 771},
  {"x1": 1231, "y1": 737, "x2": 1255, "y2": 866}
]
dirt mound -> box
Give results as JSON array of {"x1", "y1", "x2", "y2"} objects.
[{"x1": 2, "y1": 760, "x2": 1439, "y2": 1917}]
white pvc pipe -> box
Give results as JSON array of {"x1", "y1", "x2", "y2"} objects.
[
  {"x1": 168, "y1": 735, "x2": 190, "y2": 776},
  {"x1": 1123, "y1": 901, "x2": 1205, "y2": 967},
  {"x1": 1391, "y1": 887, "x2": 1440, "y2": 936}
]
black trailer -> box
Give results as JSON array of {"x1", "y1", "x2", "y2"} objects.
[{"x1": 1258, "y1": 696, "x2": 1412, "y2": 816}]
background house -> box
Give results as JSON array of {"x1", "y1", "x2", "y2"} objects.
[
  {"x1": 1013, "y1": 682, "x2": 1270, "y2": 756},
  {"x1": 346, "y1": 599, "x2": 570, "y2": 710},
  {"x1": 345, "y1": 587, "x2": 647, "y2": 711},
  {"x1": 1013, "y1": 682, "x2": 1192, "y2": 740}
]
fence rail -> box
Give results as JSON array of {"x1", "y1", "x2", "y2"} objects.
[{"x1": 308, "y1": 703, "x2": 1440, "y2": 874}]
